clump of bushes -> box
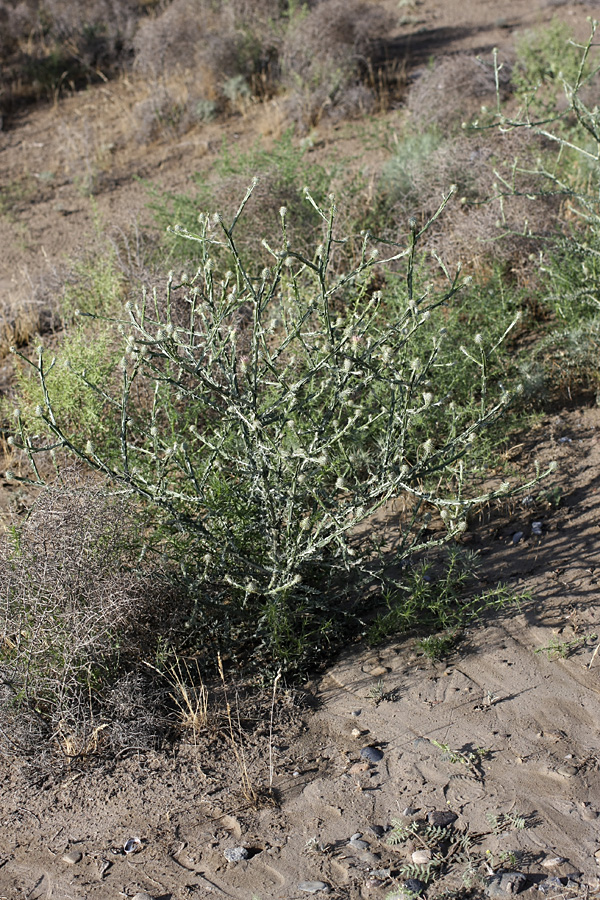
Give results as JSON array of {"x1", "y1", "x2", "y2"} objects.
[
  {"x1": 131, "y1": 0, "x2": 401, "y2": 137},
  {"x1": 0, "y1": 0, "x2": 147, "y2": 122},
  {"x1": 1, "y1": 0, "x2": 402, "y2": 132}
]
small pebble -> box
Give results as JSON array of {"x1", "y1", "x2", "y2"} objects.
[
  {"x1": 298, "y1": 881, "x2": 330, "y2": 893},
  {"x1": 427, "y1": 810, "x2": 457, "y2": 827},
  {"x1": 512, "y1": 531, "x2": 524, "y2": 545},
  {"x1": 351, "y1": 728, "x2": 362, "y2": 738},
  {"x1": 351, "y1": 832, "x2": 362, "y2": 841},
  {"x1": 542, "y1": 856, "x2": 568, "y2": 868},
  {"x1": 402, "y1": 878, "x2": 427, "y2": 896},
  {"x1": 350, "y1": 837, "x2": 369, "y2": 850},
  {"x1": 412, "y1": 850, "x2": 432, "y2": 865},
  {"x1": 351, "y1": 709, "x2": 362, "y2": 717},
  {"x1": 368, "y1": 824, "x2": 386, "y2": 837},
  {"x1": 371, "y1": 868, "x2": 392, "y2": 881},
  {"x1": 349, "y1": 761, "x2": 370, "y2": 775},
  {"x1": 98, "y1": 858, "x2": 111, "y2": 878},
  {"x1": 224, "y1": 847, "x2": 249, "y2": 862},
  {"x1": 62, "y1": 850, "x2": 82, "y2": 865},
  {"x1": 132, "y1": 893, "x2": 154, "y2": 900},
  {"x1": 557, "y1": 765, "x2": 578, "y2": 777},
  {"x1": 402, "y1": 807, "x2": 420, "y2": 817},
  {"x1": 360, "y1": 746, "x2": 383, "y2": 763},
  {"x1": 581, "y1": 807, "x2": 598, "y2": 821},
  {"x1": 124, "y1": 837, "x2": 142, "y2": 854},
  {"x1": 537, "y1": 878, "x2": 563, "y2": 895},
  {"x1": 368, "y1": 665, "x2": 389, "y2": 677},
  {"x1": 485, "y1": 872, "x2": 527, "y2": 897},
  {"x1": 531, "y1": 521, "x2": 543, "y2": 536}
]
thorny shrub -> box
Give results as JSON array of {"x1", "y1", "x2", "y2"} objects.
[{"x1": 7, "y1": 186, "x2": 535, "y2": 674}]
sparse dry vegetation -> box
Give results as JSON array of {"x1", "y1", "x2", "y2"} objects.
[
  {"x1": 1, "y1": 5, "x2": 600, "y2": 773},
  {"x1": 0, "y1": 468, "x2": 176, "y2": 760}
]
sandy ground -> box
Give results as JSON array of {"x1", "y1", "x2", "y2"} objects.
[
  {"x1": 0, "y1": 405, "x2": 599, "y2": 899},
  {"x1": 1, "y1": 1, "x2": 600, "y2": 898}
]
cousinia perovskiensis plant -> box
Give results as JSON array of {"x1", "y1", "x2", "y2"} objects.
[{"x1": 9, "y1": 184, "x2": 542, "y2": 668}]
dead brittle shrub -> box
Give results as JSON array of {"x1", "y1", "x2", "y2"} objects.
[
  {"x1": 39, "y1": 0, "x2": 140, "y2": 73},
  {"x1": 408, "y1": 54, "x2": 511, "y2": 134},
  {"x1": 281, "y1": 0, "x2": 398, "y2": 129},
  {"x1": 0, "y1": 469, "x2": 172, "y2": 759},
  {"x1": 132, "y1": 0, "x2": 283, "y2": 137},
  {"x1": 0, "y1": 1, "x2": 36, "y2": 57}
]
